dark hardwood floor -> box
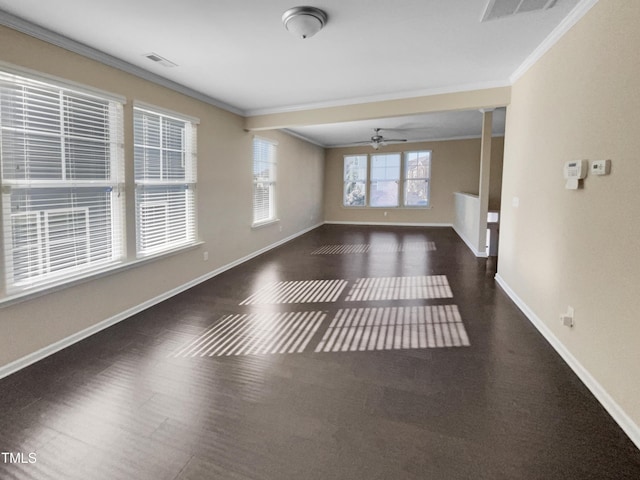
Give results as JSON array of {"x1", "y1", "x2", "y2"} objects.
[{"x1": 1, "y1": 225, "x2": 639, "y2": 479}]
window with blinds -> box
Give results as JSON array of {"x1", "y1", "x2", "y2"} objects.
[
  {"x1": 133, "y1": 106, "x2": 197, "y2": 257},
  {"x1": 0, "y1": 69, "x2": 125, "y2": 292},
  {"x1": 252, "y1": 137, "x2": 276, "y2": 225}
]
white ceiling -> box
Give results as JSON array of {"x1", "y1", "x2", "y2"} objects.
[{"x1": 0, "y1": 0, "x2": 584, "y2": 146}]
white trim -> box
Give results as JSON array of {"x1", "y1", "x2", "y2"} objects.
[
  {"x1": 452, "y1": 224, "x2": 488, "y2": 257},
  {"x1": 495, "y1": 273, "x2": 640, "y2": 451},
  {"x1": 324, "y1": 221, "x2": 452, "y2": 228},
  {"x1": 134, "y1": 101, "x2": 200, "y2": 125},
  {"x1": 251, "y1": 218, "x2": 280, "y2": 229},
  {"x1": 510, "y1": 0, "x2": 600, "y2": 83},
  {"x1": 0, "y1": 59, "x2": 126, "y2": 104},
  {"x1": 281, "y1": 129, "x2": 326, "y2": 148},
  {"x1": 0, "y1": 223, "x2": 323, "y2": 381},
  {"x1": 0, "y1": 11, "x2": 243, "y2": 116},
  {"x1": 246, "y1": 80, "x2": 512, "y2": 116}
]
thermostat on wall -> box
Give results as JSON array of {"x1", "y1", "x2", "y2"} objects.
[{"x1": 591, "y1": 159, "x2": 611, "y2": 176}]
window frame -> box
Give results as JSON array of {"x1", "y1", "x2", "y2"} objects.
[
  {"x1": 0, "y1": 66, "x2": 126, "y2": 294},
  {"x1": 343, "y1": 154, "x2": 368, "y2": 207},
  {"x1": 369, "y1": 152, "x2": 401, "y2": 208},
  {"x1": 252, "y1": 136, "x2": 278, "y2": 227},
  {"x1": 133, "y1": 102, "x2": 199, "y2": 258},
  {"x1": 403, "y1": 150, "x2": 432, "y2": 208},
  {"x1": 342, "y1": 151, "x2": 432, "y2": 209}
]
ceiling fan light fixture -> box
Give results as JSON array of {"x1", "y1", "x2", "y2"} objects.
[{"x1": 282, "y1": 6, "x2": 328, "y2": 39}]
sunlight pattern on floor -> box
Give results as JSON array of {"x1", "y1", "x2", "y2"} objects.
[
  {"x1": 171, "y1": 311, "x2": 326, "y2": 357},
  {"x1": 315, "y1": 305, "x2": 469, "y2": 352},
  {"x1": 239, "y1": 279, "x2": 347, "y2": 305},
  {"x1": 345, "y1": 275, "x2": 453, "y2": 301},
  {"x1": 311, "y1": 242, "x2": 436, "y2": 255}
]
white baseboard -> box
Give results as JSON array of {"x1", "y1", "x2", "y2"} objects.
[
  {"x1": 452, "y1": 224, "x2": 488, "y2": 257},
  {"x1": 324, "y1": 221, "x2": 453, "y2": 228},
  {"x1": 0, "y1": 222, "x2": 323, "y2": 380},
  {"x1": 495, "y1": 274, "x2": 640, "y2": 450}
]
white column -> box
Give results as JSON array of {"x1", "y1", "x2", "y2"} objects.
[{"x1": 477, "y1": 109, "x2": 493, "y2": 256}]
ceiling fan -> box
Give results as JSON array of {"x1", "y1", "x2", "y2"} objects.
[{"x1": 353, "y1": 128, "x2": 407, "y2": 150}]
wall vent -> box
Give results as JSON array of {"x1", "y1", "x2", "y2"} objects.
[
  {"x1": 144, "y1": 52, "x2": 178, "y2": 68},
  {"x1": 481, "y1": 0, "x2": 558, "y2": 22}
]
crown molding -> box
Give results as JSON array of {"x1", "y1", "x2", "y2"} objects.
[
  {"x1": 510, "y1": 0, "x2": 600, "y2": 83},
  {"x1": 281, "y1": 128, "x2": 327, "y2": 148},
  {"x1": 0, "y1": 10, "x2": 245, "y2": 116},
  {"x1": 245, "y1": 80, "x2": 512, "y2": 117}
]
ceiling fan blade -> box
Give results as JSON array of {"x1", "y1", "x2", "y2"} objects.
[{"x1": 383, "y1": 138, "x2": 407, "y2": 143}]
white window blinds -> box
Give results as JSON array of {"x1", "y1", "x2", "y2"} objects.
[
  {"x1": 0, "y1": 70, "x2": 125, "y2": 292},
  {"x1": 134, "y1": 106, "x2": 197, "y2": 257},
  {"x1": 252, "y1": 137, "x2": 276, "y2": 225}
]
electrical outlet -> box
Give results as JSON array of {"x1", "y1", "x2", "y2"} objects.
[
  {"x1": 560, "y1": 315, "x2": 574, "y2": 327},
  {"x1": 203, "y1": 251, "x2": 208, "y2": 261},
  {"x1": 560, "y1": 306, "x2": 574, "y2": 327}
]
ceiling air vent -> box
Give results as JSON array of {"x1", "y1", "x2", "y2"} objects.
[
  {"x1": 481, "y1": 0, "x2": 558, "y2": 22},
  {"x1": 144, "y1": 52, "x2": 178, "y2": 68}
]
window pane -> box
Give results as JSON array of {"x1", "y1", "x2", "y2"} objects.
[
  {"x1": 253, "y1": 183, "x2": 274, "y2": 223},
  {"x1": 136, "y1": 185, "x2": 194, "y2": 255},
  {"x1": 253, "y1": 138, "x2": 276, "y2": 223},
  {"x1": 1, "y1": 132, "x2": 62, "y2": 180},
  {"x1": 0, "y1": 84, "x2": 60, "y2": 135},
  {"x1": 134, "y1": 106, "x2": 197, "y2": 257},
  {"x1": 403, "y1": 151, "x2": 431, "y2": 207},
  {"x1": 134, "y1": 110, "x2": 189, "y2": 182},
  {"x1": 370, "y1": 153, "x2": 400, "y2": 207},
  {"x1": 65, "y1": 137, "x2": 110, "y2": 180},
  {"x1": 6, "y1": 186, "x2": 118, "y2": 286},
  {"x1": 404, "y1": 179, "x2": 429, "y2": 206},
  {"x1": 370, "y1": 180, "x2": 399, "y2": 207},
  {"x1": 64, "y1": 94, "x2": 110, "y2": 140},
  {"x1": 164, "y1": 150, "x2": 185, "y2": 179},
  {"x1": 344, "y1": 155, "x2": 367, "y2": 181},
  {"x1": 371, "y1": 154, "x2": 400, "y2": 181},
  {"x1": 343, "y1": 155, "x2": 367, "y2": 206},
  {"x1": 344, "y1": 181, "x2": 366, "y2": 206}
]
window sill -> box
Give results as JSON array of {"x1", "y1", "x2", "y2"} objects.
[
  {"x1": 251, "y1": 218, "x2": 280, "y2": 229},
  {"x1": 0, "y1": 241, "x2": 204, "y2": 309},
  {"x1": 342, "y1": 205, "x2": 432, "y2": 210}
]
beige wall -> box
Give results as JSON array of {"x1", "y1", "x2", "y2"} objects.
[
  {"x1": 324, "y1": 137, "x2": 504, "y2": 225},
  {"x1": 0, "y1": 26, "x2": 324, "y2": 368},
  {"x1": 498, "y1": 1, "x2": 640, "y2": 430}
]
